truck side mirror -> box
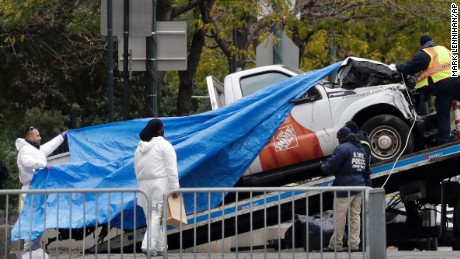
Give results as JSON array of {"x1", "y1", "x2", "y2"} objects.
[
  {"x1": 289, "y1": 93, "x2": 321, "y2": 105},
  {"x1": 289, "y1": 87, "x2": 322, "y2": 105}
]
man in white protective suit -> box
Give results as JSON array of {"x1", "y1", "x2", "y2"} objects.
[
  {"x1": 134, "y1": 118, "x2": 180, "y2": 257},
  {"x1": 15, "y1": 126, "x2": 67, "y2": 258}
]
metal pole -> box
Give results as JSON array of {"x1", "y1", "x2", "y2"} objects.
[
  {"x1": 328, "y1": 31, "x2": 338, "y2": 82},
  {"x1": 107, "y1": 0, "x2": 114, "y2": 122},
  {"x1": 273, "y1": 24, "x2": 282, "y2": 64},
  {"x1": 146, "y1": 0, "x2": 157, "y2": 117},
  {"x1": 367, "y1": 188, "x2": 387, "y2": 259},
  {"x1": 122, "y1": 0, "x2": 130, "y2": 120},
  {"x1": 152, "y1": 0, "x2": 158, "y2": 117},
  {"x1": 231, "y1": 28, "x2": 237, "y2": 73}
]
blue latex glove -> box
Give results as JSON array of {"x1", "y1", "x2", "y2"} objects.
[
  {"x1": 45, "y1": 164, "x2": 52, "y2": 172},
  {"x1": 61, "y1": 131, "x2": 68, "y2": 139}
]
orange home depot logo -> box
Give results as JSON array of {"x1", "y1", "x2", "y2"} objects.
[
  {"x1": 274, "y1": 125, "x2": 298, "y2": 151},
  {"x1": 260, "y1": 114, "x2": 323, "y2": 171}
]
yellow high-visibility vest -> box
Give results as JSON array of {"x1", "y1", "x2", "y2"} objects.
[
  {"x1": 360, "y1": 140, "x2": 370, "y2": 150},
  {"x1": 416, "y1": 45, "x2": 452, "y2": 89}
]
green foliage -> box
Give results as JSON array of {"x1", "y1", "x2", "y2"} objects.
[
  {"x1": 66, "y1": 1, "x2": 101, "y2": 36},
  {"x1": 0, "y1": 0, "x2": 455, "y2": 196},
  {"x1": 196, "y1": 47, "x2": 229, "y2": 84},
  {"x1": 0, "y1": 0, "x2": 57, "y2": 29},
  {"x1": 0, "y1": 0, "x2": 454, "y2": 149},
  {"x1": 293, "y1": 0, "x2": 450, "y2": 67},
  {"x1": 22, "y1": 107, "x2": 69, "y2": 141},
  {"x1": 161, "y1": 72, "x2": 180, "y2": 117},
  {"x1": 0, "y1": 123, "x2": 20, "y2": 190},
  {"x1": 302, "y1": 30, "x2": 330, "y2": 70}
]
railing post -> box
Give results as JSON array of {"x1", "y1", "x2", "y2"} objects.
[{"x1": 366, "y1": 188, "x2": 386, "y2": 259}]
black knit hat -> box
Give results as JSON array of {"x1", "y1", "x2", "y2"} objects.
[
  {"x1": 337, "y1": 127, "x2": 351, "y2": 138},
  {"x1": 345, "y1": 121, "x2": 359, "y2": 134},
  {"x1": 139, "y1": 118, "x2": 164, "y2": 141},
  {"x1": 420, "y1": 35, "x2": 432, "y2": 46}
]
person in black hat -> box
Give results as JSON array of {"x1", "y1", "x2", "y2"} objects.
[
  {"x1": 321, "y1": 127, "x2": 369, "y2": 252},
  {"x1": 389, "y1": 35, "x2": 460, "y2": 145},
  {"x1": 345, "y1": 121, "x2": 371, "y2": 187},
  {"x1": 134, "y1": 118, "x2": 180, "y2": 257}
]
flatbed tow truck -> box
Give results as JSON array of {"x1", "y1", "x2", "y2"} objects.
[
  {"x1": 44, "y1": 59, "x2": 459, "y2": 252},
  {"x1": 80, "y1": 139, "x2": 460, "y2": 253},
  {"x1": 158, "y1": 139, "x2": 460, "y2": 251}
]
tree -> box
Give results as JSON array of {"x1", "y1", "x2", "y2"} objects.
[
  {"x1": 0, "y1": 0, "x2": 109, "y2": 128},
  {"x1": 0, "y1": 0, "x2": 454, "y2": 191},
  {"x1": 291, "y1": 0, "x2": 450, "y2": 68},
  {"x1": 0, "y1": 0, "x2": 453, "y2": 122},
  {"x1": 201, "y1": 0, "x2": 450, "y2": 74},
  {"x1": 176, "y1": 1, "x2": 215, "y2": 116}
]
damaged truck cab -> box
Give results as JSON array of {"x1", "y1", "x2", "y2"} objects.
[{"x1": 207, "y1": 57, "x2": 438, "y2": 186}]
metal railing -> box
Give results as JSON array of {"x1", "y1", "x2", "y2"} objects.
[
  {"x1": 0, "y1": 187, "x2": 386, "y2": 259},
  {"x1": 0, "y1": 188, "x2": 149, "y2": 259},
  {"x1": 161, "y1": 187, "x2": 386, "y2": 259}
]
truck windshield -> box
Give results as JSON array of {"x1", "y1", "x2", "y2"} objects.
[
  {"x1": 282, "y1": 66, "x2": 304, "y2": 75},
  {"x1": 240, "y1": 72, "x2": 292, "y2": 97}
]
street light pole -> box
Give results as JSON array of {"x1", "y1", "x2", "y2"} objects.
[
  {"x1": 146, "y1": 0, "x2": 158, "y2": 117},
  {"x1": 107, "y1": 0, "x2": 114, "y2": 122},
  {"x1": 122, "y1": 0, "x2": 130, "y2": 120}
]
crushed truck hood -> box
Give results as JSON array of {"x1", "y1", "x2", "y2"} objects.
[{"x1": 336, "y1": 57, "x2": 405, "y2": 89}]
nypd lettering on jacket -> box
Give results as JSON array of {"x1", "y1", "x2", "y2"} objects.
[
  {"x1": 321, "y1": 140, "x2": 368, "y2": 192},
  {"x1": 351, "y1": 152, "x2": 366, "y2": 171}
]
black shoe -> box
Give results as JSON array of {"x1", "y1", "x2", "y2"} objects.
[
  {"x1": 322, "y1": 246, "x2": 343, "y2": 252},
  {"x1": 343, "y1": 246, "x2": 362, "y2": 252},
  {"x1": 142, "y1": 249, "x2": 157, "y2": 256}
]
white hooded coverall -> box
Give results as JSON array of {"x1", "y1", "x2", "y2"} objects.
[
  {"x1": 134, "y1": 136, "x2": 180, "y2": 253},
  {"x1": 15, "y1": 135, "x2": 64, "y2": 200},
  {"x1": 15, "y1": 135, "x2": 64, "y2": 256}
]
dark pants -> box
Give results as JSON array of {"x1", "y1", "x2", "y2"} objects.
[{"x1": 433, "y1": 77, "x2": 460, "y2": 144}]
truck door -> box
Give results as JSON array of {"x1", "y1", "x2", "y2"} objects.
[
  {"x1": 206, "y1": 76, "x2": 225, "y2": 110},
  {"x1": 290, "y1": 85, "x2": 335, "y2": 157},
  {"x1": 249, "y1": 85, "x2": 334, "y2": 173}
]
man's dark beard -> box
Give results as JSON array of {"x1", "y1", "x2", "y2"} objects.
[{"x1": 26, "y1": 139, "x2": 40, "y2": 149}]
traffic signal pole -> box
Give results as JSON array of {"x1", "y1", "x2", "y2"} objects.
[{"x1": 107, "y1": 0, "x2": 114, "y2": 122}]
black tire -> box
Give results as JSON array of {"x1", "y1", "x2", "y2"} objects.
[
  {"x1": 453, "y1": 197, "x2": 460, "y2": 238},
  {"x1": 361, "y1": 115, "x2": 414, "y2": 163}
]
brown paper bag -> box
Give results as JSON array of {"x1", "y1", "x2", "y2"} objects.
[{"x1": 166, "y1": 195, "x2": 188, "y2": 228}]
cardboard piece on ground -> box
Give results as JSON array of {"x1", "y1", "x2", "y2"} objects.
[{"x1": 166, "y1": 195, "x2": 188, "y2": 228}]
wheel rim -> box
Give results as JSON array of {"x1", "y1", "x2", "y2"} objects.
[{"x1": 369, "y1": 126, "x2": 402, "y2": 160}]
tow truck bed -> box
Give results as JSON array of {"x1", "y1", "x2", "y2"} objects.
[{"x1": 166, "y1": 141, "x2": 460, "y2": 249}]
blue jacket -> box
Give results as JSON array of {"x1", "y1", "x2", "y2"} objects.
[{"x1": 321, "y1": 135, "x2": 368, "y2": 197}]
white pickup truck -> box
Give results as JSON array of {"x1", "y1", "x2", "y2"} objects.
[{"x1": 207, "y1": 57, "x2": 438, "y2": 186}]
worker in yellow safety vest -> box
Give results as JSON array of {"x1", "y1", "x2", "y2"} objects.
[{"x1": 389, "y1": 35, "x2": 460, "y2": 145}]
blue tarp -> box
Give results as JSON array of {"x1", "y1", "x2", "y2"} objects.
[{"x1": 12, "y1": 62, "x2": 341, "y2": 241}]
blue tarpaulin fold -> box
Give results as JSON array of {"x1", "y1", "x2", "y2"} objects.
[{"x1": 12, "y1": 62, "x2": 341, "y2": 241}]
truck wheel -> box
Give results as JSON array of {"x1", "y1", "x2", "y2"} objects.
[
  {"x1": 453, "y1": 198, "x2": 460, "y2": 238},
  {"x1": 361, "y1": 115, "x2": 414, "y2": 162}
]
